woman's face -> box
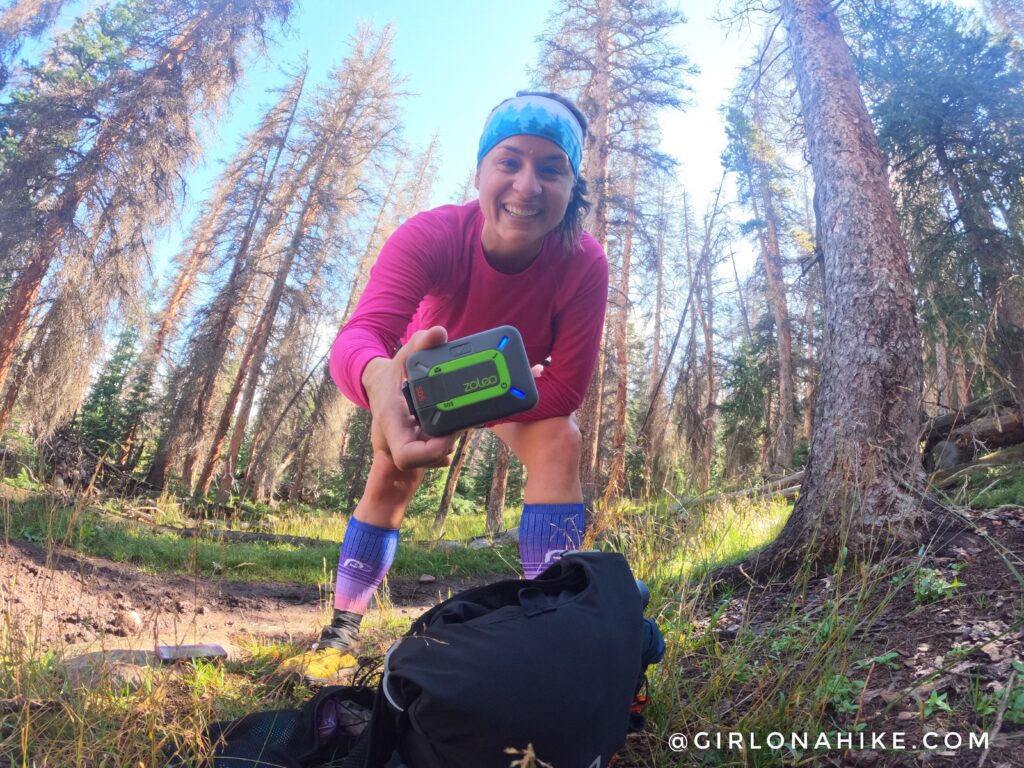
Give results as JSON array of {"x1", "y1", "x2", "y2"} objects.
[{"x1": 475, "y1": 134, "x2": 574, "y2": 263}]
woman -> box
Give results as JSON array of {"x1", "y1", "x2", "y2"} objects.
[{"x1": 282, "y1": 91, "x2": 609, "y2": 681}]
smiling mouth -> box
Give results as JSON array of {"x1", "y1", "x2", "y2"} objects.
[{"x1": 503, "y1": 203, "x2": 542, "y2": 218}]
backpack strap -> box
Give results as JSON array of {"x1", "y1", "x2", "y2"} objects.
[{"x1": 341, "y1": 684, "x2": 403, "y2": 768}]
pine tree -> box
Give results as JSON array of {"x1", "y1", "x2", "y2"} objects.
[
  {"x1": 278, "y1": 138, "x2": 438, "y2": 502},
  {"x1": 79, "y1": 325, "x2": 139, "y2": 454},
  {"x1": 119, "y1": 65, "x2": 308, "y2": 468},
  {"x1": 144, "y1": 56, "x2": 307, "y2": 491},
  {"x1": 534, "y1": 0, "x2": 692, "y2": 502},
  {"x1": 849, "y1": 0, "x2": 1024, "y2": 402},
  {"x1": 723, "y1": 95, "x2": 797, "y2": 473},
  {"x1": 732, "y1": 0, "x2": 926, "y2": 577},
  {"x1": 0, "y1": 0, "x2": 293, "y2": 418},
  {"x1": 195, "y1": 29, "x2": 401, "y2": 498}
]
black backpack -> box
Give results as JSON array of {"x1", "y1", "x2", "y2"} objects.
[{"x1": 191, "y1": 551, "x2": 663, "y2": 768}]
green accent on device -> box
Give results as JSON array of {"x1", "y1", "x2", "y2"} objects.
[{"x1": 402, "y1": 326, "x2": 538, "y2": 436}]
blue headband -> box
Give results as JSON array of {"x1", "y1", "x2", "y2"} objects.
[{"x1": 477, "y1": 95, "x2": 584, "y2": 177}]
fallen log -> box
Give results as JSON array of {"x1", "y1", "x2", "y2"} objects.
[
  {"x1": 932, "y1": 443, "x2": 1024, "y2": 490},
  {"x1": 676, "y1": 471, "x2": 805, "y2": 509},
  {"x1": 924, "y1": 406, "x2": 1024, "y2": 470},
  {"x1": 922, "y1": 388, "x2": 1017, "y2": 446}
]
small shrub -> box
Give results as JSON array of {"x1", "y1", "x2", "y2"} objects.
[
  {"x1": 971, "y1": 472, "x2": 1024, "y2": 509},
  {"x1": 923, "y1": 690, "x2": 951, "y2": 718},
  {"x1": 819, "y1": 673, "x2": 865, "y2": 716},
  {"x1": 6, "y1": 466, "x2": 41, "y2": 491},
  {"x1": 913, "y1": 565, "x2": 963, "y2": 604}
]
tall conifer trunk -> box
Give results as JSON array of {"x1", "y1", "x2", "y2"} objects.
[{"x1": 736, "y1": 0, "x2": 926, "y2": 577}]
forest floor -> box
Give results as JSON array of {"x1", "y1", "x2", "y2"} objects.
[
  {"x1": 1, "y1": 480, "x2": 1022, "y2": 766},
  {"x1": 0, "y1": 483, "x2": 512, "y2": 691},
  {"x1": 618, "y1": 504, "x2": 1024, "y2": 768},
  {"x1": 0, "y1": 537, "x2": 502, "y2": 673}
]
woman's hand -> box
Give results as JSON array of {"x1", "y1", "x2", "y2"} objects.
[{"x1": 361, "y1": 326, "x2": 460, "y2": 471}]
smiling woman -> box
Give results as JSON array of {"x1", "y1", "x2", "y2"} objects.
[
  {"x1": 476, "y1": 91, "x2": 592, "y2": 254},
  {"x1": 279, "y1": 90, "x2": 610, "y2": 683},
  {"x1": 475, "y1": 134, "x2": 575, "y2": 269}
]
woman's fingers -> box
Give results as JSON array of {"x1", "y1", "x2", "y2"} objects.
[{"x1": 388, "y1": 431, "x2": 458, "y2": 471}]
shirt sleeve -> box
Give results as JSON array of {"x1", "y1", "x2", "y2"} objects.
[
  {"x1": 329, "y1": 211, "x2": 453, "y2": 408},
  {"x1": 504, "y1": 238, "x2": 609, "y2": 422}
]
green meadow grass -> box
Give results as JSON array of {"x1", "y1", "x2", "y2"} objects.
[
  {"x1": 3, "y1": 478, "x2": 1017, "y2": 766},
  {"x1": 2, "y1": 492, "x2": 516, "y2": 584},
  {"x1": 258, "y1": 502, "x2": 521, "y2": 543}
]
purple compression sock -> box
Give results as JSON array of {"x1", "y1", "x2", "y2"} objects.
[
  {"x1": 333, "y1": 518, "x2": 399, "y2": 614},
  {"x1": 518, "y1": 502, "x2": 585, "y2": 579}
]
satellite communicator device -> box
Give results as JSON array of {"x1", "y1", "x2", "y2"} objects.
[{"x1": 401, "y1": 325, "x2": 538, "y2": 436}]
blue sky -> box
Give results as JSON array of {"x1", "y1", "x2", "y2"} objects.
[{"x1": 165, "y1": 1, "x2": 755, "y2": 253}]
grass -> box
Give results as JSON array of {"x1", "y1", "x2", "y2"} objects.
[
  {"x1": 2, "y1": 491, "x2": 517, "y2": 584},
  {"x1": 258, "y1": 503, "x2": 521, "y2": 543},
  {"x1": 970, "y1": 469, "x2": 1024, "y2": 508},
  {"x1": 2, "y1": 482, "x2": 1018, "y2": 766}
]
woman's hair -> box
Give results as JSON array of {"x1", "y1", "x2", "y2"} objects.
[{"x1": 510, "y1": 90, "x2": 593, "y2": 251}]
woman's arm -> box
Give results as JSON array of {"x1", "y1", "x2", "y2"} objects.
[
  {"x1": 329, "y1": 210, "x2": 459, "y2": 469},
  {"x1": 329, "y1": 210, "x2": 454, "y2": 408}
]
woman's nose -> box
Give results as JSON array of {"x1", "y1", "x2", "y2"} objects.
[{"x1": 513, "y1": 166, "x2": 542, "y2": 196}]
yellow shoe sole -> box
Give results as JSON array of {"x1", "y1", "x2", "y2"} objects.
[{"x1": 277, "y1": 647, "x2": 359, "y2": 683}]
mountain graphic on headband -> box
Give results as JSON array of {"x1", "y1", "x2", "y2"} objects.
[{"x1": 478, "y1": 96, "x2": 583, "y2": 176}]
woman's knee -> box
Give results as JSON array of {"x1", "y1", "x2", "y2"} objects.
[
  {"x1": 523, "y1": 416, "x2": 582, "y2": 468},
  {"x1": 553, "y1": 416, "x2": 582, "y2": 459},
  {"x1": 364, "y1": 450, "x2": 425, "y2": 504}
]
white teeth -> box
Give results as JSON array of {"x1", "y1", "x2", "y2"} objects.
[{"x1": 503, "y1": 204, "x2": 541, "y2": 217}]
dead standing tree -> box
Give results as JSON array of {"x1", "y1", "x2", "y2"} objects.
[
  {"x1": 144, "y1": 64, "x2": 307, "y2": 491},
  {"x1": 276, "y1": 138, "x2": 439, "y2": 503},
  {"x1": 534, "y1": 0, "x2": 691, "y2": 505},
  {"x1": 0, "y1": 0, "x2": 293, "y2": 419},
  {"x1": 118, "y1": 67, "x2": 309, "y2": 467},
  {"x1": 724, "y1": 0, "x2": 927, "y2": 579},
  {"x1": 195, "y1": 27, "x2": 402, "y2": 499},
  {"x1": 0, "y1": 0, "x2": 69, "y2": 88}
]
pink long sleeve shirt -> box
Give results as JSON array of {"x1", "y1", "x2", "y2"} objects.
[{"x1": 329, "y1": 200, "x2": 609, "y2": 423}]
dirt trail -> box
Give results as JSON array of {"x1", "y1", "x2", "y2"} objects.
[{"x1": 0, "y1": 537, "x2": 496, "y2": 666}]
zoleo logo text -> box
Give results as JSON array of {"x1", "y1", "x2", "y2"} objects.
[{"x1": 463, "y1": 375, "x2": 498, "y2": 393}]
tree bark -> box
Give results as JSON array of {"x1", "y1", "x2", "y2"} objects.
[
  {"x1": 575, "y1": 0, "x2": 612, "y2": 507},
  {"x1": 603, "y1": 143, "x2": 639, "y2": 501},
  {"x1": 486, "y1": 440, "x2": 512, "y2": 535},
  {"x1": 802, "y1": 284, "x2": 817, "y2": 441},
  {"x1": 731, "y1": 0, "x2": 926, "y2": 578},
  {"x1": 433, "y1": 430, "x2": 473, "y2": 532},
  {"x1": 0, "y1": 347, "x2": 30, "y2": 441}
]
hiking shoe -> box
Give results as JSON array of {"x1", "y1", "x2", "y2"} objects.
[
  {"x1": 277, "y1": 646, "x2": 359, "y2": 683},
  {"x1": 277, "y1": 609, "x2": 363, "y2": 682},
  {"x1": 314, "y1": 609, "x2": 362, "y2": 651}
]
